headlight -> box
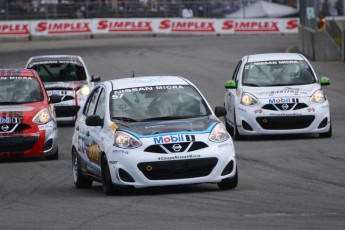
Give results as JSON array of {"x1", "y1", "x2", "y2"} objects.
[
  {"x1": 32, "y1": 108, "x2": 51, "y2": 124},
  {"x1": 310, "y1": 90, "x2": 326, "y2": 104},
  {"x1": 241, "y1": 92, "x2": 259, "y2": 106},
  {"x1": 77, "y1": 85, "x2": 91, "y2": 96},
  {"x1": 209, "y1": 123, "x2": 230, "y2": 143},
  {"x1": 114, "y1": 131, "x2": 141, "y2": 149}
]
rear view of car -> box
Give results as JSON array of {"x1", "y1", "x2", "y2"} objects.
[
  {"x1": 25, "y1": 55, "x2": 100, "y2": 123},
  {"x1": 0, "y1": 68, "x2": 60, "y2": 160}
]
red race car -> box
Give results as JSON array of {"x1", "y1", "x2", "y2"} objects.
[{"x1": 0, "y1": 69, "x2": 61, "y2": 160}]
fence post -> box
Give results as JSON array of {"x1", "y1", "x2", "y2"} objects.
[{"x1": 343, "y1": 30, "x2": 345, "y2": 61}]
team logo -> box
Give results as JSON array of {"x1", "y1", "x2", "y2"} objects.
[
  {"x1": 1, "y1": 125, "x2": 9, "y2": 132},
  {"x1": 282, "y1": 103, "x2": 289, "y2": 110},
  {"x1": 172, "y1": 144, "x2": 182, "y2": 152}
]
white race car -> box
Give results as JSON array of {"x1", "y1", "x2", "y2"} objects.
[
  {"x1": 224, "y1": 53, "x2": 331, "y2": 140},
  {"x1": 25, "y1": 55, "x2": 101, "y2": 123},
  {"x1": 71, "y1": 76, "x2": 238, "y2": 195}
]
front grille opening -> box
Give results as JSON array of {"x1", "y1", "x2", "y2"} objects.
[
  {"x1": 43, "y1": 139, "x2": 53, "y2": 151},
  {"x1": 119, "y1": 168, "x2": 135, "y2": 182},
  {"x1": 144, "y1": 141, "x2": 209, "y2": 154},
  {"x1": 221, "y1": 160, "x2": 234, "y2": 176},
  {"x1": 318, "y1": 118, "x2": 328, "y2": 129},
  {"x1": 0, "y1": 136, "x2": 38, "y2": 152},
  {"x1": 242, "y1": 120, "x2": 253, "y2": 131},
  {"x1": 137, "y1": 158, "x2": 218, "y2": 180},
  {"x1": 256, "y1": 116, "x2": 315, "y2": 130},
  {"x1": 187, "y1": 141, "x2": 208, "y2": 151}
]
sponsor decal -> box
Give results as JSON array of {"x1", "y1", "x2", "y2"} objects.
[
  {"x1": 109, "y1": 161, "x2": 118, "y2": 164},
  {"x1": 158, "y1": 154, "x2": 201, "y2": 161},
  {"x1": 254, "y1": 109, "x2": 263, "y2": 114},
  {"x1": 35, "y1": 21, "x2": 91, "y2": 34},
  {"x1": 159, "y1": 19, "x2": 215, "y2": 32},
  {"x1": 109, "y1": 123, "x2": 118, "y2": 131},
  {"x1": 0, "y1": 76, "x2": 32, "y2": 80},
  {"x1": 269, "y1": 98, "x2": 298, "y2": 104},
  {"x1": 0, "y1": 117, "x2": 22, "y2": 124},
  {"x1": 145, "y1": 124, "x2": 165, "y2": 129},
  {"x1": 0, "y1": 22, "x2": 30, "y2": 35},
  {"x1": 238, "y1": 107, "x2": 246, "y2": 113},
  {"x1": 97, "y1": 20, "x2": 153, "y2": 32},
  {"x1": 153, "y1": 134, "x2": 195, "y2": 144},
  {"x1": 266, "y1": 87, "x2": 308, "y2": 96},
  {"x1": 307, "y1": 108, "x2": 315, "y2": 112},
  {"x1": 112, "y1": 149, "x2": 129, "y2": 154},
  {"x1": 88, "y1": 142, "x2": 99, "y2": 161},
  {"x1": 38, "y1": 124, "x2": 54, "y2": 130},
  {"x1": 1, "y1": 125, "x2": 10, "y2": 132},
  {"x1": 218, "y1": 143, "x2": 232, "y2": 148},
  {"x1": 269, "y1": 113, "x2": 302, "y2": 116},
  {"x1": 222, "y1": 20, "x2": 279, "y2": 32}
]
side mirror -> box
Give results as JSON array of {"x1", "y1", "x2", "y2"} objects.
[
  {"x1": 49, "y1": 94, "x2": 61, "y2": 104},
  {"x1": 225, "y1": 80, "x2": 237, "y2": 89},
  {"x1": 86, "y1": 115, "x2": 103, "y2": 127},
  {"x1": 214, "y1": 106, "x2": 227, "y2": 117},
  {"x1": 320, "y1": 76, "x2": 330, "y2": 86},
  {"x1": 91, "y1": 75, "x2": 101, "y2": 82}
]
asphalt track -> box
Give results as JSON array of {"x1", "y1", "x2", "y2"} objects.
[{"x1": 0, "y1": 35, "x2": 344, "y2": 230}]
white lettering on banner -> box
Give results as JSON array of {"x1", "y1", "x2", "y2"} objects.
[
  {"x1": 35, "y1": 21, "x2": 91, "y2": 34},
  {"x1": 97, "y1": 20, "x2": 153, "y2": 32},
  {"x1": 0, "y1": 22, "x2": 30, "y2": 35},
  {"x1": 159, "y1": 19, "x2": 215, "y2": 32}
]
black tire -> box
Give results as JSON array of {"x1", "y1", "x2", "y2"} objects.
[
  {"x1": 233, "y1": 114, "x2": 244, "y2": 141},
  {"x1": 46, "y1": 147, "x2": 59, "y2": 160},
  {"x1": 319, "y1": 123, "x2": 332, "y2": 138},
  {"x1": 72, "y1": 148, "x2": 93, "y2": 188},
  {"x1": 102, "y1": 155, "x2": 116, "y2": 195},
  {"x1": 218, "y1": 167, "x2": 238, "y2": 190},
  {"x1": 224, "y1": 117, "x2": 234, "y2": 135}
]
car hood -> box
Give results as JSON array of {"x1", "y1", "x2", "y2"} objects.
[
  {"x1": 0, "y1": 104, "x2": 46, "y2": 123},
  {"x1": 244, "y1": 84, "x2": 320, "y2": 99},
  {"x1": 117, "y1": 116, "x2": 219, "y2": 136},
  {"x1": 43, "y1": 81, "x2": 88, "y2": 90}
]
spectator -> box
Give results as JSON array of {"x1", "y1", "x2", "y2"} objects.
[
  {"x1": 336, "y1": 0, "x2": 344, "y2": 16},
  {"x1": 317, "y1": 12, "x2": 327, "y2": 29},
  {"x1": 181, "y1": 5, "x2": 193, "y2": 18}
]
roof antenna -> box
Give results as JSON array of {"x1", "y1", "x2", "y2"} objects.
[{"x1": 132, "y1": 71, "x2": 135, "y2": 78}]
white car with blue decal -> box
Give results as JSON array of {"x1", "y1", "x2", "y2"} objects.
[
  {"x1": 71, "y1": 76, "x2": 237, "y2": 195},
  {"x1": 224, "y1": 53, "x2": 332, "y2": 140}
]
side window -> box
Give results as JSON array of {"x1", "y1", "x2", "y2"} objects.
[
  {"x1": 83, "y1": 87, "x2": 100, "y2": 116},
  {"x1": 232, "y1": 60, "x2": 242, "y2": 81},
  {"x1": 94, "y1": 88, "x2": 106, "y2": 120}
]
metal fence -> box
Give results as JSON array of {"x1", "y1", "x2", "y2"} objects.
[{"x1": 0, "y1": 0, "x2": 302, "y2": 20}]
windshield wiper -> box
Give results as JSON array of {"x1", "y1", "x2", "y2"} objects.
[{"x1": 112, "y1": 116, "x2": 138, "y2": 122}]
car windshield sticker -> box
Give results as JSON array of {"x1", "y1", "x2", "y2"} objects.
[
  {"x1": 27, "y1": 60, "x2": 81, "y2": 68},
  {"x1": 112, "y1": 85, "x2": 184, "y2": 99}
]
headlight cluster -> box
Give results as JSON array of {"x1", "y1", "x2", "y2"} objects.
[
  {"x1": 310, "y1": 90, "x2": 326, "y2": 104},
  {"x1": 114, "y1": 131, "x2": 141, "y2": 149},
  {"x1": 77, "y1": 85, "x2": 91, "y2": 96},
  {"x1": 241, "y1": 92, "x2": 259, "y2": 106},
  {"x1": 32, "y1": 108, "x2": 51, "y2": 124},
  {"x1": 209, "y1": 123, "x2": 230, "y2": 143}
]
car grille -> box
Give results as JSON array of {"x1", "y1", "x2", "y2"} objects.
[
  {"x1": 55, "y1": 105, "x2": 80, "y2": 117},
  {"x1": 144, "y1": 141, "x2": 208, "y2": 154},
  {"x1": 0, "y1": 123, "x2": 31, "y2": 133},
  {"x1": 137, "y1": 158, "x2": 218, "y2": 180},
  {"x1": 256, "y1": 115, "x2": 315, "y2": 130},
  {"x1": 262, "y1": 103, "x2": 308, "y2": 111},
  {"x1": 0, "y1": 136, "x2": 39, "y2": 152}
]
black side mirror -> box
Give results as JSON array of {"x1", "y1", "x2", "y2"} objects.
[
  {"x1": 91, "y1": 75, "x2": 101, "y2": 82},
  {"x1": 85, "y1": 115, "x2": 103, "y2": 127},
  {"x1": 49, "y1": 94, "x2": 61, "y2": 104},
  {"x1": 214, "y1": 106, "x2": 227, "y2": 117}
]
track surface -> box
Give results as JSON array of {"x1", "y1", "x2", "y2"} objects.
[{"x1": 0, "y1": 35, "x2": 344, "y2": 230}]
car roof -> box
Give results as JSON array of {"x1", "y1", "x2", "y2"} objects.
[
  {"x1": 0, "y1": 68, "x2": 36, "y2": 77},
  {"x1": 27, "y1": 55, "x2": 82, "y2": 62},
  {"x1": 245, "y1": 53, "x2": 306, "y2": 62},
  {"x1": 108, "y1": 76, "x2": 193, "y2": 90}
]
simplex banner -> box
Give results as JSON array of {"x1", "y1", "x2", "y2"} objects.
[{"x1": 0, "y1": 18, "x2": 299, "y2": 38}]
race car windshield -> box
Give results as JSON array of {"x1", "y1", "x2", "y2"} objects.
[
  {"x1": 28, "y1": 61, "x2": 87, "y2": 82},
  {"x1": 0, "y1": 77, "x2": 44, "y2": 104},
  {"x1": 242, "y1": 60, "x2": 316, "y2": 87},
  {"x1": 110, "y1": 85, "x2": 212, "y2": 122}
]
